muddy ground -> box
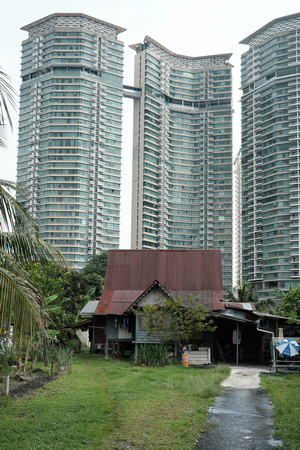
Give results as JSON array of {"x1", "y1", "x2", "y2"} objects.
[{"x1": 0, "y1": 371, "x2": 55, "y2": 399}]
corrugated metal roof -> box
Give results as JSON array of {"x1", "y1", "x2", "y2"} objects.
[
  {"x1": 80, "y1": 300, "x2": 99, "y2": 315},
  {"x1": 222, "y1": 302, "x2": 256, "y2": 311},
  {"x1": 253, "y1": 311, "x2": 293, "y2": 320},
  {"x1": 95, "y1": 250, "x2": 223, "y2": 315},
  {"x1": 66, "y1": 319, "x2": 92, "y2": 329}
]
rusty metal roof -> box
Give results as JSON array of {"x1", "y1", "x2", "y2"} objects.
[{"x1": 95, "y1": 249, "x2": 223, "y2": 315}]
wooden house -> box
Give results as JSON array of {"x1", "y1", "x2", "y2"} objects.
[
  {"x1": 89, "y1": 249, "x2": 223, "y2": 359},
  {"x1": 79, "y1": 249, "x2": 294, "y2": 365}
]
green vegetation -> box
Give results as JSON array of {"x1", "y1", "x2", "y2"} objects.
[
  {"x1": 81, "y1": 251, "x2": 108, "y2": 297},
  {"x1": 0, "y1": 69, "x2": 69, "y2": 368},
  {"x1": 136, "y1": 294, "x2": 216, "y2": 357},
  {"x1": 26, "y1": 262, "x2": 95, "y2": 345},
  {"x1": 261, "y1": 373, "x2": 300, "y2": 449},
  {"x1": 226, "y1": 280, "x2": 277, "y2": 312},
  {"x1": 274, "y1": 284, "x2": 300, "y2": 322},
  {"x1": 0, "y1": 353, "x2": 230, "y2": 449},
  {"x1": 137, "y1": 343, "x2": 169, "y2": 366},
  {"x1": 226, "y1": 280, "x2": 259, "y2": 303}
]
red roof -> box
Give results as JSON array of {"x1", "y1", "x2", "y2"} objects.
[{"x1": 95, "y1": 249, "x2": 223, "y2": 315}]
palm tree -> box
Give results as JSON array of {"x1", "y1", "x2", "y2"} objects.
[
  {"x1": 226, "y1": 280, "x2": 258, "y2": 303},
  {"x1": 227, "y1": 280, "x2": 276, "y2": 313},
  {"x1": 0, "y1": 180, "x2": 68, "y2": 344},
  {"x1": 0, "y1": 69, "x2": 68, "y2": 354}
]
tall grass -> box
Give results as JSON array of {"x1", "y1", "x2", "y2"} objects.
[
  {"x1": 0, "y1": 354, "x2": 230, "y2": 449},
  {"x1": 137, "y1": 343, "x2": 169, "y2": 366}
]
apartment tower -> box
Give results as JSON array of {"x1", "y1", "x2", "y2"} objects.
[
  {"x1": 130, "y1": 37, "x2": 233, "y2": 288},
  {"x1": 234, "y1": 149, "x2": 242, "y2": 285},
  {"x1": 17, "y1": 13, "x2": 125, "y2": 269},
  {"x1": 240, "y1": 13, "x2": 300, "y2": 299}
]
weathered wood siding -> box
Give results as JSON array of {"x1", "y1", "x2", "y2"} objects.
[
  {"x1": 135, "y1": 313, "x2": 160, "y2": 344},
  {"x1": 107, "y1": 316, "x2": 118, "y2": 340},
  {"x1": 106, "y1": 316, "x2": 132, "y2": 340}
]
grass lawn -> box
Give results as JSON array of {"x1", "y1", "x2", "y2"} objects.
[
  {"x1": 260, "y1": 373, "x2": 300, "y2": 450},
  {"x1": 0, "y1": 354, "x2": 229, "y2": 449}
]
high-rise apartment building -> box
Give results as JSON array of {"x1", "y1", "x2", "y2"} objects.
[
  {"x1": 17, "y1": 13, "x2": 125, "y2": 269},
  {"x1": 240, "y1": 13, "x2": 300, "y2": 299},
  {"x1": 130, "y1": 37, "x2": 233, "y2": 288},
  {"x1": 234, "y1": 149, "x2": 242, "y2": 285}
]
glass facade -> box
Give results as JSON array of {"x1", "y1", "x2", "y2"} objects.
[
  {"x1": 17, "y1": 14, "x2": 125, "y2": 269},
  {"x1": 240, "y1": 13, "x2": 300, "y2": 298},
  {"x1": 130, "y1": 38, "x2": 233, "y2": 288}
]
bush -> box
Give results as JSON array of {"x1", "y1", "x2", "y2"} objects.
[
  {"x1": 66, "y1": 337, "x2": 81, "y2": 354},
  {"x1": 56, "y1": 347, "x2": 72, "y2": 367},
  {"x1": 0, "y1": 343, "x2": 18, "y2": 375},
  {"x1": 137, "y1": 344, "x2": 168, "y2": 366}
]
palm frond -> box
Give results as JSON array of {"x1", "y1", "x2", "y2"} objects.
[
  {"x1": 0, "y1": 68, "x2": 16, "y2": 131},
  {"x1": 0, "y1": 179, "x2": 38, "y2": 232},
  {"x1": 0, "y1": 267, "x2": 49, "y2": 344},
  {"x1": 0, "y1": 231, "x2": 69, "y2": 266},
  {"x1": 0, "y1": 246, "x2": 34, "y2": 281}
]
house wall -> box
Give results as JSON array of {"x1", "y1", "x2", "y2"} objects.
[
  {"x1": 93, "y1": 316, "x2": 107, "y2": 345},
  {"x1": 137, "y1": 288, "x2": 168, "y2": 307},
  {"x1": 135, "y1": 316, "x2": 161, "y2": 344},
  {"x1": 75, "y1": 329, "x2": 89, "y2": 347},
  {"x1": 106, "y1": 316, "x2": 132, "y2": 340},
  {"x1": 135, "y1": 304, "x2": 163, "y2": 344}
]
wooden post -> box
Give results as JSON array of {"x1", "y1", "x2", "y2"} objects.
[
  {"x1": 5, "y1": 375, "x2": 10, "y2": 396},
  {"x1": 134, "y1": 309, "x2": 139, "y2": 361}
]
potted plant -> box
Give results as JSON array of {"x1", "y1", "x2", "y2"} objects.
[{"x1": 56, "y1": 347, "x2": 71, "y2": 374}]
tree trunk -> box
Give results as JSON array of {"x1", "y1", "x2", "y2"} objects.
[
  {"x1": 23, "y1": 343, "x2": 30, "y2": 372},
  {"x1": 43, "y1": 336, "x2": 48, "y2": 365},
  {"x1": 32, "y1": 341, "x2": 39, "y2": 370},
  {"x1": 17, "y1": 340, "x2": 23, "y2": 371}
]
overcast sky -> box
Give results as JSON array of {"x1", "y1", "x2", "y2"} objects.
[{"x1": 1, "y1": 0, "x2": 299, "y2": 247}]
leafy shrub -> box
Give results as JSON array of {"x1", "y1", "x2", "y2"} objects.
[
  {"x1": 0, "y1": 343, "x2": 18, "y2": 375},
  {"x1": 137, "y1": 344, "x2": 168, "y2": 366},
  {"x1": 66, "y1": 338, "x2": 81, "y2": 354},
  {"x1": 56, "y1": 347, "x2": 72, "y2": 366}
]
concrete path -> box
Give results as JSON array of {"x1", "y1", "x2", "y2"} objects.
[
  {"x1": 195, "y1": 365, "x2": 283, "y2": 449},
  {"x1": 221, "y1": 365, "x2": 263, "y2": 389}
]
